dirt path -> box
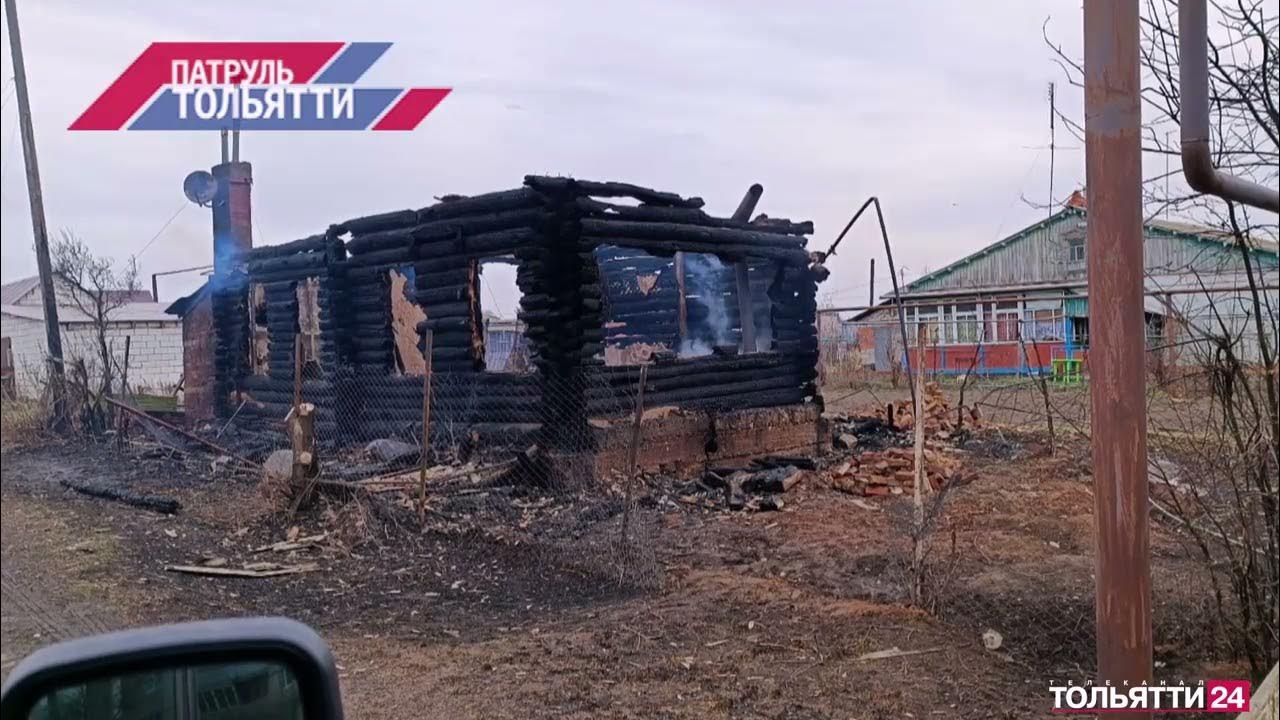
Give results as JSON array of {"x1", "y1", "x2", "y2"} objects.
[
  {"x1": 0, "y1": 492, "x2": 125, "y2": 675},
  {"x1": 7, "y1": 437, "x2": 1217, "y2": 718}
]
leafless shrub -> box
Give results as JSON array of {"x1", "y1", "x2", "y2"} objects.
[
  {"x1": 52, "y1": 230, "x2": 141, "y2": 388},
  {"x1": 1046, "y1": 0, "x2": 1278, "y2": 681},
  {"x1": 1148, "y1": 310, "x2": 1277, "y2": 681}
]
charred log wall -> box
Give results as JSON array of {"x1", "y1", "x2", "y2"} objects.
[
  {"x1": 223, "y1": 234, "x2": 344, "y2": 438},
  {"x1": 210, "y1": 176, "x2": 822, "y2": 449},
  {"x1": 565, "y1": 182, "x2": 819, "y2": 415}
]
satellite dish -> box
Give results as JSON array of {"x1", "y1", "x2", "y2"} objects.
[{"x1": 183, "y1": 170, "x2": 217, "y2": 206}]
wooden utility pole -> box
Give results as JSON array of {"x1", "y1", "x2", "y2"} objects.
[
  {"x1": 4, "y1": 0, "x2": 65, "y2": 421},
  {"x1": 1048, "y1": 81, "x2": 1056, "y2": 222},
  {"x1": 1083, "y1": 0, "x2": 1152, "y2": 709}
]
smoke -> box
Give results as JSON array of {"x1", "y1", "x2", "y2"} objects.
[{"x1": 680, "y1": 253, "x2": 733, "y2": 357}]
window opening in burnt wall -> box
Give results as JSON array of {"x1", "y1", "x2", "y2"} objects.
[
  {"x1": 296, "y1": 277, "x2": 322, "y2": 371},
  {"x1": 247, "y1": 282, "x2": 269, "y2": 376},
  {"x1": 595, "y1": 247, "x2": 778, "y2": 364},
  {"x1": 387, "y1": 266, "x2": 427, "y2": 376},
  {"x1": 596, "y1": 245, "x2": 678, "y2": 365},
  {"x1": 478, "y1": 259, "x2": 530, "y2": 373},
  {"x1": 679, "y1": 253, "x2": 776, "y2": 357}
]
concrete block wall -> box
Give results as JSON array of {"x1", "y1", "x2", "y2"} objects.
[
  {"x1": 1, "y1": 314, "x2": 183, "y2": 396},
  {"x1": 1, "y1": 315, "x2": 47, "y2": 395}
]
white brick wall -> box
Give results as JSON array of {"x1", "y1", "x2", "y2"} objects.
[{"x1": 2, "y1": 313, "x2": 183, "y2": 396}]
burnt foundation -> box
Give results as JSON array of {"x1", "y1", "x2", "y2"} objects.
[{"x1": 197, "y1": 176, "x2": 825, "y2": 481}]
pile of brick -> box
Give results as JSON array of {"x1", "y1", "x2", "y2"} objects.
[
  {"x1": 875, "y1": 381, "x2": 980, "y2": 437},
  {"x1": 829, "y1": 443, "x2": 961, "y2": 497}
]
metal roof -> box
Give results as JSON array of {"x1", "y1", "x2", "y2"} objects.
[
  {"x1": 0, "y1": 276, "x2": 40, "y2": 305},
  {"x1": 1, "y1": 302, "x2": 180, "y2": 324},
  {"x1": 898, "y1": 207, "x2": 1277, "y2": 297}
]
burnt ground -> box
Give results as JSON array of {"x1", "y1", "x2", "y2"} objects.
[{"x1": 0, "y1": 425, "x2": 1236, "y2": 719}]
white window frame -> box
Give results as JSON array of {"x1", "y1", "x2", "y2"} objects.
[
  {"x1": 954, "y1": 310, "x2": 981, "y2": 344},
  {"x1": 914, "y1": 307, "x2": 941, "y2": 345},
  {"x1": 993, "y1": 311, "x2": 1019, "y2": 343},
  {"x1": 1069, "y1": 239, "x2": 1086, "y2": 263}
]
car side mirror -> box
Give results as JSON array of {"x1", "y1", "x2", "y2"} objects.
[{"x1": 0, "y1": 618, "x2": 343, "y2": 720}]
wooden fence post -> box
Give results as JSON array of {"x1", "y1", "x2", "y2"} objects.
[{"x1": 912, "y1": 331, "x2": 928, "y2": 604}]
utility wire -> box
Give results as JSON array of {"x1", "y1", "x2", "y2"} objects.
[
  {"x1": 133, "y1": 202, "x2": 189, "y2": 259},
  {"x1": 0, "y1": 77, "x2": 15, "y2": 110}
]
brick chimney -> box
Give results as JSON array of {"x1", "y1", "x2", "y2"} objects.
[
  {"x1": 1065, "y1": 188, "x2": 1087, "y2": 209},
  {"x1": 211, "y1": 160, "x2": 252, "y2": 275}
]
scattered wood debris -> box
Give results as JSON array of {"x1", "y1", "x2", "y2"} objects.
[
  {"x1": 251, "y1": 532, "x2": 329, "y2": 553},
  {"x1": 59, "y1": 478, "x2": 181, "y2": 514},
  {"x1": 856, "y1": 646, "x2": 944, "y2": 662},
  {"x1": 165, "y1": 562, "x2": 318, "y2": 578}
]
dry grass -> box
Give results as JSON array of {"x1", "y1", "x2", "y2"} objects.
[{"x1": 0, "y1": 398, "x2": 52, "y2": 449}]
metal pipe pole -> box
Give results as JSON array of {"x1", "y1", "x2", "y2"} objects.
[
  {"x1": 1178, "y1": 0, "x2": 1280, "y2": 212},
  {"x1": 869, "y1": 258, "x2": 876, "y2": 306},
  {"x1": 1083, "y1": 0, "x2": 1152, "y2": 706},
  {"x1": 4, "y1": 0, "x2": 66, "y2": 418},
  {"x1": 731, "y1": 184, "x2": 763, "y2": 352}
]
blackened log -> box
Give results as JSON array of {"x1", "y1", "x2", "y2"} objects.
[
  {"x1": 349, "y1": 310, "x2": 391, "y2": 327},
  {"x1": 244, "y1": 234, "x2": 328, "y2": 261},
  {"x1": 776, "y1": 333, "x2": 818, "y2": 353},
  {"x1": 524, "y1": 176, "x2": 704, "y2": 208},
  {"x1": 238, "y1": 377, "x2": 336, "y2": 393},
  {"x1": 581, "y1": 219, "x2": 807, "y2": 249},
  {"x1": 415, "y1": 269, "x2": 473, "y2": 288},
  {"x1": 415, "y1": 255, "x2": 474, "y2": 274},
  {"x1": 585, "y1": 367, "x2": 798, "y2": 397},
  {"x1": 256, "y1": 279, "x2": 305, "y2": 295},
  {"x1": 246, "y1": 252, "x2": 328, "y2": 276},
  {"x1": 414, "y1": 285, "x2": 471, "y2": 304},
  {"x1": 414, "y1": 188, "x2": 541, "y2": 222},
  {"x1": 349, "y1": 293, "x2": 387, "y2": 311},
  {"x1": 346, "y1": 208, "x2": 541, "y2": 255},
  {"x1": 332, "y1": 209, "x2": 417, "y2": 236},
  {"x1": 417, "y1": 301, "x2": 471, "y2": 317},
  {"x1": 581, "y1": 235, "x2": 808, "y2": 265},
  {"x1": 343, "y1": 266, "x2": 396, "y2": 282},
  {"x1": 349, "y1": 335, "x2": 392, "y2": 352},
  {"x1": 245, "y1": 271, "x2": 324, "y2": 287},
  {"x1": 577, "y1": 199, "x2": 813, "y2": 235},
  {"x1": 60, "y1": 478, "x2": 181, "y2": 514},
  {"x1": 353, "y1": 349, "x2": 393, "y2": 364},
  {"x1": 410, "y1": 228, "x2": 537, "y2": 260},
  {"x1": 591, "y1": 353, "x2": 790, "y2": 382},
  {"x1": 343, "y1": 246, "x2": 416, "y2": 268},
  {"x1": 343, "y1": 226, "x2": 414, "y2": 255},
  {"x1": 378, "y1": 394, "x2": 541, "y2": 413}
]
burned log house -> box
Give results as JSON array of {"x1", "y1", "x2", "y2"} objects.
[{"x1": 196, "y1": 176, "x2": 826, "y2": 479}]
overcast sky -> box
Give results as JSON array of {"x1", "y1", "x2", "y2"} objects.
[{"x1": 2, "y1": 0, "x2": 1091, "y2": 315}]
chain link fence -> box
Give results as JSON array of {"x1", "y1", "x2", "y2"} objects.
[{"x1": 816, "y1": 303, "x2": 1276, "y2": 683}]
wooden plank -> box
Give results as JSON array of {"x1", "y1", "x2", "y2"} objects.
[{"x1": 165, "y1": 563, "x2": 318, "y2": 578}]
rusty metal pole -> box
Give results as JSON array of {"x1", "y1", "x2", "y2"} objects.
[{"x1": 1083, "y1": 0, "x2": 1152, "y2": 707}]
